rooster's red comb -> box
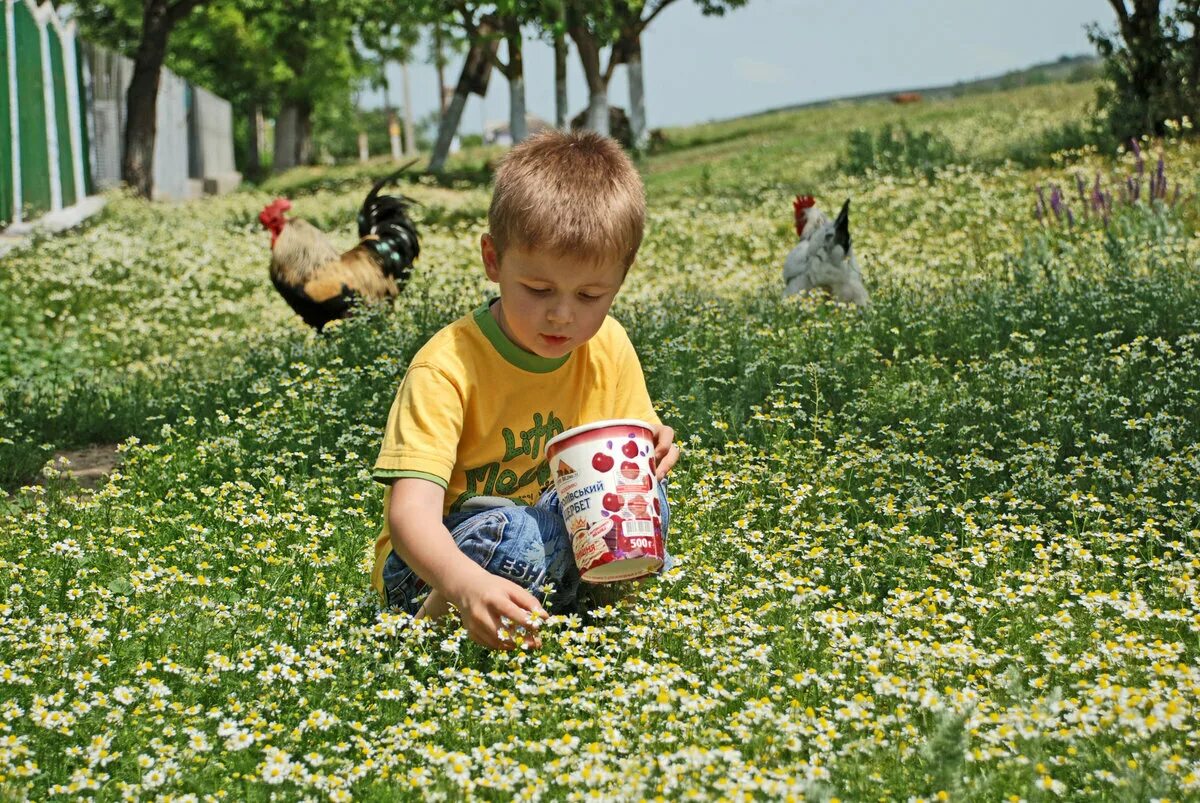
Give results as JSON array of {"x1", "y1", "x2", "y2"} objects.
[
  {"x1": 793, "y1": 195, "x2": 817, "y2": 238},
  {"x1": 258, "y1": 198, "x2": 292, "y2": 229}
]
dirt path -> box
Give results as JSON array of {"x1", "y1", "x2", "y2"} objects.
[{"x1": 42, "y1": 443, "x2": 122, "y2": 492}]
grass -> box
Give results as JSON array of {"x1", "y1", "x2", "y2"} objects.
[{"x1": 1, "y1": 81, "x2": 1199, "y2": 800}]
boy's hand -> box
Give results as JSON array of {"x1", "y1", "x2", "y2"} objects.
[
  {"x1": 652, "y1": 424, "x2": 680, "y2": 480},
  {"x1": 448, "y1": 569, "x2": 547, "y2": 651}
]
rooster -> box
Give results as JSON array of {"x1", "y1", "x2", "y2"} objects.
[
  {"x1": 782, "y1": 196, "x2": 869, "y2": 307},
  {"x1": 258, "y1": 167, "x2": 420, "y2": 332}
]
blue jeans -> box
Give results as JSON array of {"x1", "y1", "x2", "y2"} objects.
[{"x1": 381, "y1": 482, "x2": 674, "y2": 615}]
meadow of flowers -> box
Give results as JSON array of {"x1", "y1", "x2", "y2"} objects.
[{"x1": 1, "y1": 81, "x2": 1199, "y2": 800}]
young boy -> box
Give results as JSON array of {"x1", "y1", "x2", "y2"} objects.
[{"x1": 371, "y1": 130, "x2": 679, "y2": 651}]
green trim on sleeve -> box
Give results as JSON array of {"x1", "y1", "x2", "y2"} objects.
[
  {"x1": 473, "y1": 300, "x2": 571, "y2": 374},
  {"x1": 372, "y1": 470, "x2": 450, "y2": 488}
]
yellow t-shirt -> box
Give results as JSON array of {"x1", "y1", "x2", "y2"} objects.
[{"x1": 370, "y1": 300, "x2": 660, "y2": 597}]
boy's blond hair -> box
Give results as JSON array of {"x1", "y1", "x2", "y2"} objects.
[{"x1": 488, "y1": 130, "x2": 645, "y2": 271}]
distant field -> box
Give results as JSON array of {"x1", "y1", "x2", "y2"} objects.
[{"x1": 1, "y1": 81, "x2": 1198, "y2": 800}]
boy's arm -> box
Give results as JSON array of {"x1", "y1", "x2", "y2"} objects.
[{"x1": 389, "y1": 478, "x2": 546, "y2": 650}]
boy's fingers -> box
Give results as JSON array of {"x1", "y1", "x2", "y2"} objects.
[
  {"x1": 496, "y1": 605, "x2": 543, "y2": 650},
  {"x1": 506, "y1": 584, "x2": 549, "y2": 621},
  {"x1": 656, "y1": 443, "x2": 680, "y2": 479},
  {"x1": 504, "y1": 596, "x2": 546, "y2": 629},
  {"x1": 655, "y1": 425, "x2": 675, "y2": 457}
]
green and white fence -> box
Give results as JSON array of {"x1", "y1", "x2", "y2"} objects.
[
  {"x1": 2, "y1": 1, "x2": 240, "y2": 229},
  {"x1": 1, "y1": 0, "x2": 92, "y2": 227}
]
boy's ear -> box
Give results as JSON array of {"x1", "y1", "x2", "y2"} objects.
[{"x1": 481, "y1": 233, "x2": 501, "y2": 282}]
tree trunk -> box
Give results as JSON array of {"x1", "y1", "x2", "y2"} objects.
[
  {"x1": 429, "y1": 85, "x2": 469, "y2": 173},
  {"x1": 569, "y1": 24, "x2": 608, "y2": 135},
  {"x1": 587, "y1": 91, "x2": 609, "y2": 136},
  {"x1": 273, "y1": 101, "x2": 312, "y2": 170},
  {"x1": 430, "y1": 20, "x2": 496, "y2": 172},
  {"x1": 434, "y1": 22, "x2": 448, "y2": 116},
  {"x1": 626, "y1": 33, "x2": 648, "y2": 152},
  {"x1": 388, "y1": 111, "x2": 402, "y2": 161},
  {"x1": 554, "y1": 28, "x2": 568, "y2": 128},
  {"x1": 243, "y1": 101, "x2": 261, "y2": 181},
  {"x1": 295, "y1": 102, "x2": 313, "y2": 165},
  {"x1": 122, "y1": 3, "x2": 171, "y2": 198},
  {"x1": 505, "y1": 20, "x2": 527, "y2": 143},
  {"x1": 509, "y1": 75, "x2": 527, "y2": 143},
  {"x1": 401, "y1": 61, "x2": 416, "y2": 155},
  {"x1": 121, "y1": 0, "x2": 204, "y2": 198},
  {"x1": 382, "y1": 69, "x2": 402, "y2": 161},
  {"x1": 274, "y1": 105, "x2": 297, "y2": 171}
]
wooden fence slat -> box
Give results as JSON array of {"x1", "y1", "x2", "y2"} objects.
[
  {"x1": 1, "y1": 1, "x2": 13, "y2": 227},
  {"x1": 74, "y1": 35, "x2": 92, "y2": 196},
  {"x1": 36, "y1": 3, "x2": 61, "y2": 211},
  {"x1": 14, "y1": 0, "x2": 49, "y2": 217},
  {"x1": 47, "y1": 19, "x2": 74, "y2": 207}
]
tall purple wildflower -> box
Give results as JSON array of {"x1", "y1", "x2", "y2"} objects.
[
  {"x1": 1033, "y1": 142, "x2": 1181, "y2": 230},
  {"x1": 1049, "y1": 185, "x2": 1064, "y2": 220}
]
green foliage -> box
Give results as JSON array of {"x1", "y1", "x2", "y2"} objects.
[
  {"x1": 837, "y1": 122, "x2": 960, "y2": 180},
  {"x1": 1089, "y1": 1, "x2": 1200, "y2": 141},
  {"x1": 1000, "y1": 118, "x2": 1113, "y2": 168}
]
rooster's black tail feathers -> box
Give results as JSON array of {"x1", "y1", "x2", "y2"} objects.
[{"x1": 358, "y1": 161, "x2": 421, "y2": 285}]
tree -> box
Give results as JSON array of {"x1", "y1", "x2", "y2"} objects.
[
  {"x1": 74, "y1": 0, "x2": 209, "y2": 197},
  {"x1": 564, "y1": 1, "x2": 617, "y2": 135},
  {"x1": 453, "y1": 1, "x2": 535, "y2": 145},
  {"x1": 566, "y1": 0, "x2": 748, "y2": 146},
  {"x1": 428, "y1": 13, "x2": 498, "y2": 171},
  {"x1": 427, "y1": 0, "x2": 548, "y2": 172},
  {"x1": 530, "y1": 0, "x2": 569, "y2": 127},
  {"x1": 1090, "y1": 0, "x2": 1200, "y2": 140},
  {"x1": 359, "y1": 14, "x2": 422, "y2": 159},
  {"x1": 551, "y1": 2, "x2": 568, "y2": 128}
]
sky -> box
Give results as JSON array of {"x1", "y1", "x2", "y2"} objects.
[{"x1": 360, "y1": 0, "x2": 1112, "y2": 135}]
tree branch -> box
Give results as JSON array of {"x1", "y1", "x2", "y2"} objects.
[
  {"x1": 1108, "y1": 0, "x2": 1134, "y2": 41},
  {"x1": 458, "y1": 7, "x2": 511, "y2": 78},
  {"x1": 639, "y1": 0, "x2": 678, "y2": 34}
]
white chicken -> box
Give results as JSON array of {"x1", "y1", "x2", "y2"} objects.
[{"x1": 782, "y1": 196, "x2": 869, "y2": 306}]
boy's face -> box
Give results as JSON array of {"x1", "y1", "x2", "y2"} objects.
[{"x1": 482, "y1": 234, "x2": 626, "y2": 359}]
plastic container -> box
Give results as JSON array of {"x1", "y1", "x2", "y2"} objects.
[{"x1": 547, "y1": 419, "x2": 665, "y2": 583}]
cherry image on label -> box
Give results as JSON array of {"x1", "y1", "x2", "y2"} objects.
[
  {"x1": 602, "y1": 493, "x2": 621, "y2": 512},
  {"x1": 620, "y1": 461, "x2": 639, "y2": 480},
  {"x1": 653, "y1": 496, "x2": 661, "y2": 515},
  {"x1": 622, "y1": 440, "x2": 639, "y2": 458},
  {"x1": 605, "y1": 518, "x2": 621, "y2": 550},
  {"x1": 592, "y1": 452, "x2": 614, "y2": 472}
]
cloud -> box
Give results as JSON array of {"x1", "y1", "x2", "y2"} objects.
[{"x1": 734, "y1": 57, "x2": 786, "y2": 85}]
